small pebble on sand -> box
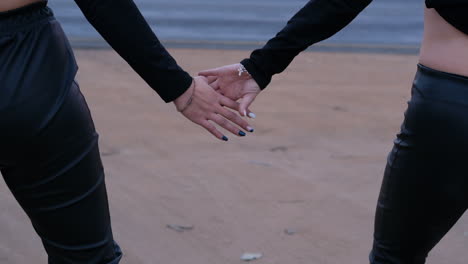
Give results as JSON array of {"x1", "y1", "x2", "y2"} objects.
[{"x1": 241, "y1": 253, "x2": 263, "y2": 261}]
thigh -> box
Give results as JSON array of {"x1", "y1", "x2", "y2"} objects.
[
  {"x1": 370, "y1": 145, "x2": 467, "y2": 264},
  {"x1": 370, "y1": 93, "x2": 468, "y2": 264},
  {"x1": 1, "y1": 81, "x2": 122, "y2": 264}
]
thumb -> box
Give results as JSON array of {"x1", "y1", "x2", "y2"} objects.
[
  {"x1": 198, "y1": 68, "x2": 221, "y2": 77},
  {"x1": 239, "y1": 93, "x2": 257, "y2": 117}
]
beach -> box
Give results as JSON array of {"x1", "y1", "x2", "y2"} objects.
[{"x1": 0, "y1": 48, "x2": 466, "y2": 264}]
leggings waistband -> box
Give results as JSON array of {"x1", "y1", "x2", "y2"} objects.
[
  {"x1": 0, "y1": 1, "x2": 53, "y2": 34},
  {"x1": 414, "y1": 64, "x2": 468, "y2": 106}
]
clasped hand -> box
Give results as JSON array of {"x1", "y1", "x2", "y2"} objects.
[{"x1": 173, "y1": 64, "x2": 261, "y2": 141}]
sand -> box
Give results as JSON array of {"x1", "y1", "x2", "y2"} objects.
[{"x1": 0, "y1": 48, "x2": 466, "y2": 264}]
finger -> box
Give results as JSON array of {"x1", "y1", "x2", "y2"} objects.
[
  {"x1": 210, "y1": 79, "x2": 220, "y2": 91},
  {"x1": 217, "y1": 99, "x2": 251, "y2": 132},
  {"x1": 219, "y1": 97, "x2": 254, "y2": 132},
  {"x1": 199, "y1": 68, "x2": 221, "y2": 77},
  {"x1": 206, "y1": 76, "x2": 218, "y2": 84},
  {"x1": 210, "y1": 113, "x2": 247, "y2": 137},
  {"x1": 239, "y1": 93, "x2": 257, "y2": 118},
  {"x1": 219, "y1": 96, "x2": 240, "y2": 109},
  {"x1": 241, "y1": 108, "x2": 256, "y2": 119},
  {"x1": 246, "y1": 109, "x2": 256, "y2": 119},
  {"x1": 234, "y1": 103, "x2": 253, "y2": 118},
  {"x1": 201, "y1": 120, "x2": 228, "y2": 141}
]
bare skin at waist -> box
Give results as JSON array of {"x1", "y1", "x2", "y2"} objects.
[
  {"x1": 0, "y1": 0, "x2": 42, "y2": 12},
  {"x1": 420, "y1": 8, "x2": 468, "y2": 77}
]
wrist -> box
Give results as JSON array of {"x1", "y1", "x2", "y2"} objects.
[
  {"x1": 240, "y1": 59, "x2": 271, "y2": 89},
  {"x1": 237, "y1": 63, "x2": 252, "y2": 78},
  {"x1": 158, "y1": 71, "x2": 193, "y2": 103},
  {"x1": 174, "y1": 79, "x2": 195, "y2": 112}
]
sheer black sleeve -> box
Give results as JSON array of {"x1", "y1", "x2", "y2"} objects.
[
  {"x1": 74, "y1": 0, "x2": 193, "y2": 103},
  {"x1": 240, "y1": 0, "x2": 373, "y2": 89}
]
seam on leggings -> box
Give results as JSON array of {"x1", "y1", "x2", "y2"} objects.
[
  {"x1": 416, "y1": 95, "x2": 468, "y2": 110},
  {"x1": 372, "y1": 143, "x2": 404, "y2": 264},
  {"x1": 30, "y1": 167, "x2": 105, "y2": 212},
  {"x1": 375, "y1": 142, "x2": 402, "y2": 224},
  {"x1": 40, "y1": 228, "x2": 113, "y2": 251},
  {"x1": 33, "y1": 66, "x2": 78, "y2": 142},
  {"x1": 389, "y1": 142, "x2": 402, "y2": 169},
  {"x1": 13, "y1": 135, "x2": 99, "y2": 192},
  {"x1": 412, "y1": 86, "x2": 425, "y2": 99}
]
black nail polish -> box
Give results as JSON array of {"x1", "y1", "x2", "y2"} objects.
[
  {"x1": 249, "y1": 128, "x2": 254, "y2": 133},
  {"x1": 222, "y1": 136, "x2": 228, "y2": 141},
  {"x1": 239, "y1": 131, "x2": 246, "y2": 136}
]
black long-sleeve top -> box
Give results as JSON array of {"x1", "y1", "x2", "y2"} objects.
[
  {"x1": 241, "y1": 0, "x2": 468, "y2": 90},
  {"x1": 73, "y1": 0, "x2": 192, "y2": 103},
  {"x1": 73, "y1": 0, "x2": 466, "y2": 99},
  {"x1": 426, "y1": 0, "x2": 468, "y2": 36},
  {"x1": 240, "y1": 0, "x2": 373, "y2": 90}
]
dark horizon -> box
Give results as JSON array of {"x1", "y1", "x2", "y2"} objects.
[{"x1": 49, "y1": 0, "x2": 423, "y2": 53}]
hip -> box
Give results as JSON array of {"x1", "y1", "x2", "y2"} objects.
[
  {"x1": 398, "y1": 64, "x2": 468, "y2": 155},
  {"x1": 0, "y1": 1, "x2": 78, "y2": 110}
]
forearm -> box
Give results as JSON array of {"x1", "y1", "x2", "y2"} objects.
[
  {"x1": 241, "y1": 0, "x2": 372, "y2": 89},
  {"x1": 74, "y1": 0, "x2": 192, "y2": 102}
]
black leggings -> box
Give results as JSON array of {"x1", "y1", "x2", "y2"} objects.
[
  {"x1": 370, "y1": 64, "x2": 468, "y2": 263},
  {"x1": 0, "y1": 3, "x2": 121, "y2": 263}
]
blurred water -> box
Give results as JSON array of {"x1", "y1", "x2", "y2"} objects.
[{"x1": 49, "y1": 0, "x2": 424, "y2": 51}]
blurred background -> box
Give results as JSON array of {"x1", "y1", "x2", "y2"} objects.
[
  {"x1": 1, "y1": 1, "x2": 467, "y2": 264},
  {"x1": 49, "y1": 0, "x2": 423, "y2": 52}
]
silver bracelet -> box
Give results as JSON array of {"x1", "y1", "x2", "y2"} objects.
[{"x1": 237, "y1": 64, "x2": 251, "y2": 77}]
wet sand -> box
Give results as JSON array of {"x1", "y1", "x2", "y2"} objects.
[{"x1": 0, "y1": 49, "x2": 466, "y2": 263}]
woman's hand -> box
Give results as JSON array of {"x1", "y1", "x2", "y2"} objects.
[
  {"x1": 174, "y1": 76, "x2": 254, "y2": 141},
  {"x1": 198, "y1": 63, "x2": 261, "y2": 117}
]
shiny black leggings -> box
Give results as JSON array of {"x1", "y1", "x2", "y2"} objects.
[
  {"x1": 370, "y1": 64, "x2": 468, "y2": 263},
  {"x1": 0, "y1": 3, "x2": 122, "y2": 263}
]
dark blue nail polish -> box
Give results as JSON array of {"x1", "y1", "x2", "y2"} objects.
[
  {"x1": 222, "y1": 136, "x2": 228, "y2": 141},
  {"x1": 249, "y1": 128, "x2": 254, "y2": 133},
  {"x1": 239, "y1": 131, "x2": 246, "y2": 136}
]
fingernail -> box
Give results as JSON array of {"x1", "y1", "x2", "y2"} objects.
[
  {"x1": 248, "y1": 112, "x2": 256, "y2": 119},
  {"x1": 222, "y1": 136, "x2": 229, "y2": 141},
  {"x1": 247, "y1": 126, "x2": 254, "y2": 133},
  {"x1": 238, "y1": 131, "x2": 246, "y2": 136}
]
